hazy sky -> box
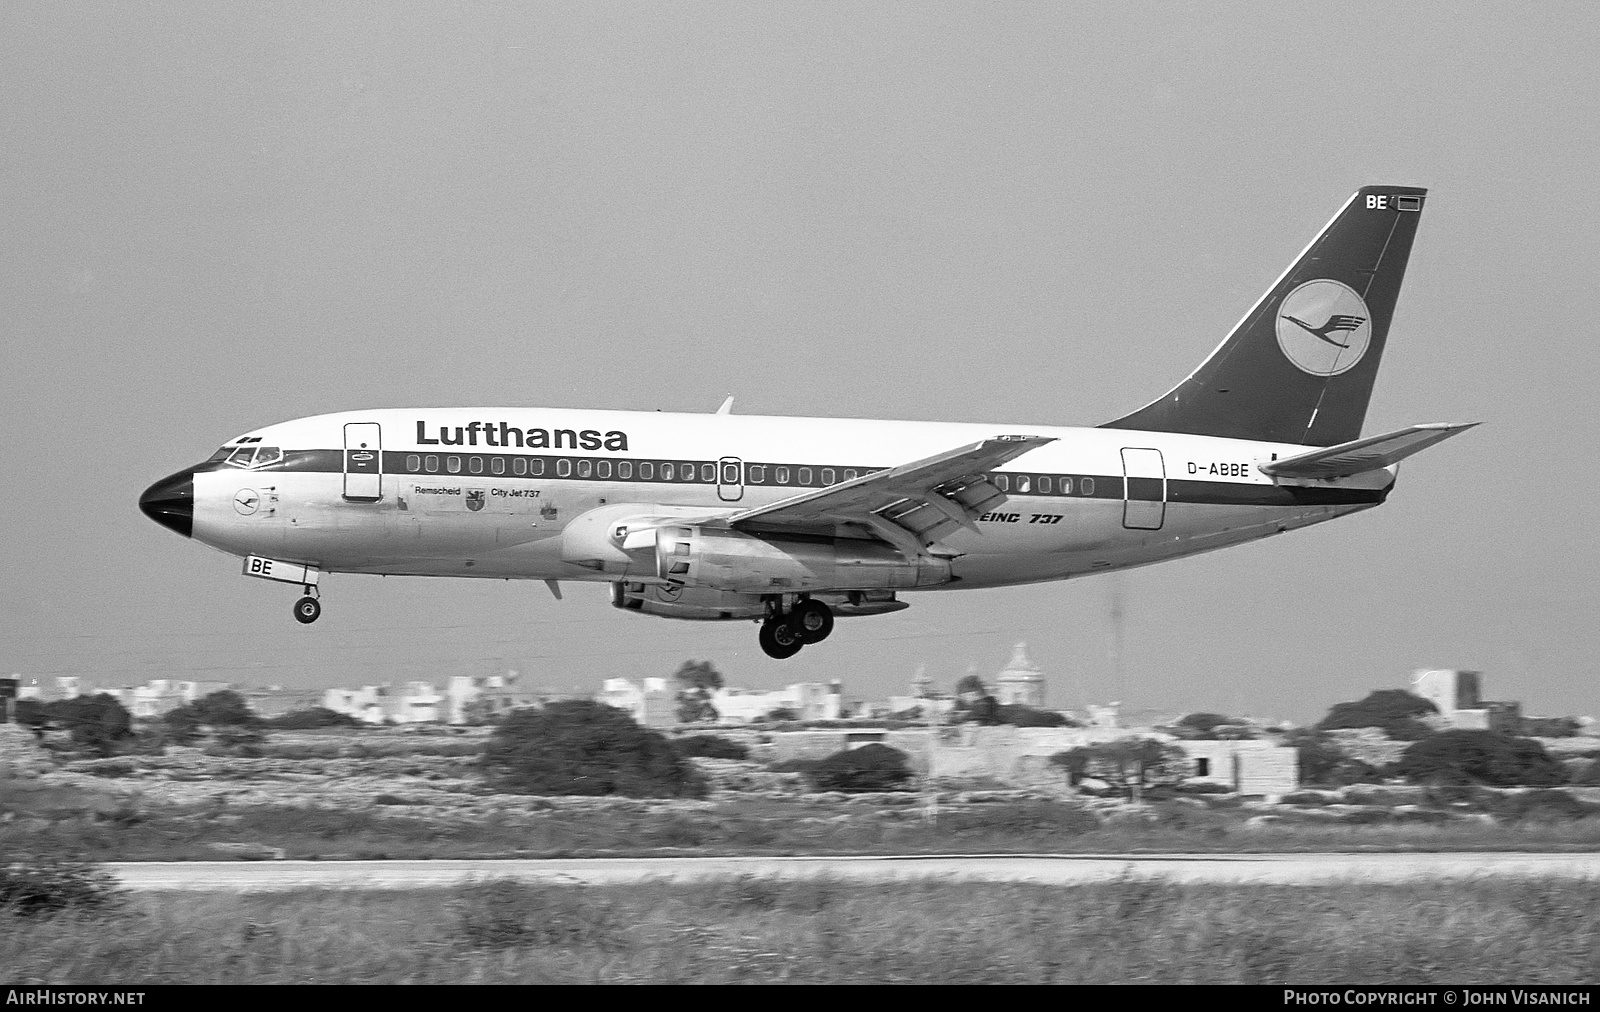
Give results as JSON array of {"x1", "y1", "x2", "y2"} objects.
[{"x1": 4, "y1": 3, "x2": 1598, "y2": 723}]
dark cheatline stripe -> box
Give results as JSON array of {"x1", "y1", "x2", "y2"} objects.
[{"x1": 195, "y1": 450, "x2": 1387, "y2": 508}]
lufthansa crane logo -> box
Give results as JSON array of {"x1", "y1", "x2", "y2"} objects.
[
  {"x1": 1275, "y1": 279, "x2": 1373, "y2": 376},
  {"x1": 233, "y1": 489, "x2": 260, "y2": 516}
]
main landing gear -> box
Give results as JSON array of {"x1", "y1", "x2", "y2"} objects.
[
  {"x1": 758, "y1": 598, "x2": 834, "y2": 659},
  {"x1": 292, "y1": 586, "x2": 321, "y2": 625}
]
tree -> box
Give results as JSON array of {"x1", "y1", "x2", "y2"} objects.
[
  {"x1": 483, "y1": 699, "x2": 706, "y2": 798},
  {"x1": 1393, "y1": 730, "x2": 1567, "y2": 787},
  {"x1": 1280, "y1": 728, "x2": 1381, "y2": 786},
  {"x1": 1051, "y1": 738, "x2": 1189, "y2": 794},
  {"x1": 962, "y1": 695, "x2": 1002, "y2": 725},
  {"x1": 761, "y1": 706, "x2": 800, "y2": 722},
  {"x1": 809, "y1": 744, "x2": 914, "y2": 792},
  {"x1": 1318, "y1": 690, "x2": 1437, "y2": 732},
  {"x1": 673, "y1": 660, "x2": 723, "y2": 724},
  {"x1": 49, "y1": 694, "x2": 133, "y2": 756},
  {"x1": 954, "y1": 673, "x2": 986, "y2": 698},
  {"x1": 1169, "y1": 712, "x2": 1255, "y2": 739},
  {"x1": 190, "y1": 690, "x2": 258, "y2": 727},
  {"x1": 995, "y1": 704, "x2": 1075, "y2": 728}
]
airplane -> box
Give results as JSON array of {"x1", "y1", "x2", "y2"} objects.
[{"x1": 140, "y1": 185, "x2": 1474, "y2": 659}]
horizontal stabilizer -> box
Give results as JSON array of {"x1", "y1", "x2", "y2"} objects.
[{"x1": 1258, "y1": 422, "x2": 1478, "y2": 480}]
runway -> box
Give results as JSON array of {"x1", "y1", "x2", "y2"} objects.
[{"x1": 106, "y1": 852, "x2": 1600, "y2": 891}]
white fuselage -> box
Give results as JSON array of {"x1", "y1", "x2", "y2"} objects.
[{"x1": 187, "y1": 407, "x2": 1392, "y2": 590}]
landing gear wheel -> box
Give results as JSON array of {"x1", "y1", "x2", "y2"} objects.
[
  {"x1": 793, "y1": 600, "x2": 834, "y2": 643},
  {"x1": 759, "y1": 617, "x2": 804, "y2": 659},
  {"x1": 293, "y1": 596, "x2": 322, "y2": 625}
]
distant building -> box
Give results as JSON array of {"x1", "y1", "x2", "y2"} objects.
[
  {"x1": 321, "y1": 682, "x2": 443, "y2": 724},
  {"x1": 1411, "y1": 669, "x2": 1522, "y2": 732},
  {"x1": 597, "y1": 677, "x2": 676, "y2": 727},
  {"x1": 1174, "y1": 740, "x2": 1299, "y2": 801},
  {"x1": 447, "y1": 672, "x2": 548, "y2": 724},
  {"x1": 712, "y1": 682, "x2": 841, "y2": 723},
  {"x1": 243, "y1": 687, "x2": 325, "y2": 719},
  {"x1": 994, "y1": 642, "x2": 1046, "y2": 707}
]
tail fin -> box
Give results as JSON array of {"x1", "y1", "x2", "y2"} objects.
[{"x1": 1101, "y1": 185, "x2": 1427, "y2": 446}]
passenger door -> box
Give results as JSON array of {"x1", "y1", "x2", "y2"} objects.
[
  {"x1": 1120, "y1": 447, "x2": 1165, "y2": 530},
  {"x1": 343, "y1": 422, "x2": 383, "y2": 501}
]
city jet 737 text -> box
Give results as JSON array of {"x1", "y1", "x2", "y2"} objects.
[{"x1": 141, "y1": 186, "x2": 1474, "y2": 659}]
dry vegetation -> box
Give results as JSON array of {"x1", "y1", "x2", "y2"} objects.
[{"x1": 4, "y1": 877, "x2": 1599, "y2": 984}]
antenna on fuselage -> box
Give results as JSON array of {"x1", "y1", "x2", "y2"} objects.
[{"x1": 715, "y1": 395, "x2": 734, "y2": 415}]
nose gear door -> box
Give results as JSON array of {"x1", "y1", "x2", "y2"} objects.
[{"x1": 343, "y1": 422, "x2": 383, "y2": 501}]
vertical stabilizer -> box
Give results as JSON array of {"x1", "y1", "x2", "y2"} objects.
[{"x1": 1101, "y1": 186, "x2": 1427, "y2": 446}]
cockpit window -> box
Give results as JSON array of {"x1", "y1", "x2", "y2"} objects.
[{"x1": 221, "y1": 445, "x2": 283, "y2": 469}]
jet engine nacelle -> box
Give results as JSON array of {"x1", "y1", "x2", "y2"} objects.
[
  {"x1": 653, "y1": 525, "x2": 950, "y2": 594},
  {"x1": 559, "y1": 502, "x2": 725, "y2": 577}
]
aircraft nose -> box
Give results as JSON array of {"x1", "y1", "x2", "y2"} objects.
[{"x1": 139, "y1": 469, "x2": 194, "y2": 538}]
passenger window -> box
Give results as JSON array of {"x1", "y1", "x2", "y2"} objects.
[
  {"x1": 701, "y1": 463, "x2": 716, "y2": 482},
  {"x1": 748, "y1": 465, "x2": 765, "y2": 483},
  {"x1": 425, "y1": 455, "x2": 439, "y2": 473},
  {"x1": 557, "y1": 459, "x2": 571, "y2": 477},
  {"x1": 1037, "y1": 476, "x2": 1051, "y2": 494},
  {"x1": 821, "y1": 468, "x2": 835, "y2": 485},
  {"x1": 618, "y1": 461, "x2": 632, "y2": 479},
  {"x1": 447, "y1": 456, "x2": 462, "y2": 474},
  {"x1": 683, "y1": 463, "x2": 696, "y2": 481},
  {"x1": 577, "y1": 459, "x2": 592, "y2": 478},
  {"x1": 597, "y1": 460, "x2": 612, "y2": 479},
  {"x1": 530, "y1": 459, "x2": 545, "y2": 476},
  {"x1": 1017, "y1": 475, "x2": 1031, "y2": 493},
  {"x1": 469, "y1": 456, "x2": 483, "y2": 474},
  {"x1": 1059, "y1": 476, "x2": 1072, "y2": 495},
  {"x1": 993, "y1": 474, "x2": 1009, "y2": 491},
  {"x1": 844, "y1": 469, "x2": 857, "y2": 481},
  {"x1": 722, "y1": 463, "x2": 739, "y2": 483},
  {"x1": 640, "y1": 462, "x2": 654, "y2": 480},
  {"x1": 491, "y1": 457, "x2": 505, "y2": 475},
  {"x1": 798, "y1": 467, "x2": 813, "y2": 485},
  {"x1": 1081, "y1": 477, "x2": 1094, "y2": 495},
  {"x1": 661, "y1": 463, "x2": 674, "y2": 481},
  {"x1": 512, "y1": 458, "x2": 527, "y2": 476},
  {"x1": 776, "y1": 467, "x2": 789, "y2": 484},
  {"x1": 406, "y1": 455, "x2": 421, "y2": 473}
]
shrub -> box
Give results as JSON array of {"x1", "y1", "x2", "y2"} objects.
[
  {"x1": 482, "y1": 700, "x2": 706, "y2": 798},
  {"x1": 452, "y1": 881, "x2": 619, "y2": 951},
  {"x1": 673, "y1": 735, "x2": 749, "y2": 760},
  {"x1": 808, "y1": 744, "x2": 914, "y2": 792},
  {"x1": 266, "y1": 707, "x2": 363, "y2": 730},
  {"x1": 0, "y1": 858, "x2": 122, "y2": 917},
  {"x1": 1394, "y1": 730, "x2": 1567, "y2": 787}
]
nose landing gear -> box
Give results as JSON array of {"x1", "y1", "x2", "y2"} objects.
[
  {"x1": 293, "y1": 586, "x2": 321, "y2": 625},
  {"x1": 757, "y1": 597, "x2": 834, "y2": 659}
]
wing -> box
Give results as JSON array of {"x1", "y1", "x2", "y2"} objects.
[
  {"x1": 721, "y1": 434, "x2": 1057, "y2": 556},
  {"x1": 1258, "y1": 422, "x2": 1478, "y2": 480}
]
